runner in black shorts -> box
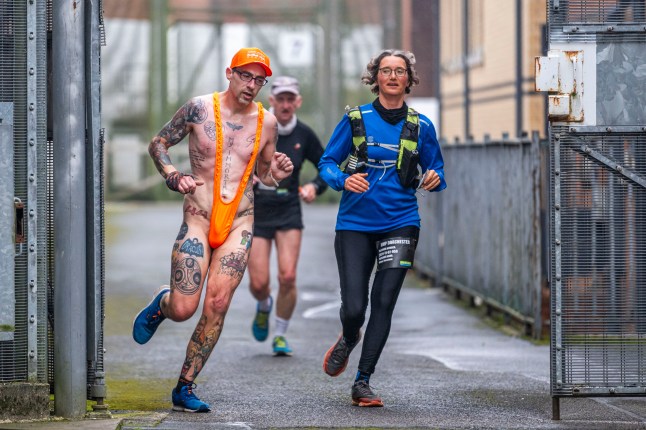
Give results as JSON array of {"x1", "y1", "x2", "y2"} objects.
[{"x1": 248, "y1": 76, "x2": 327, "y2": 355}]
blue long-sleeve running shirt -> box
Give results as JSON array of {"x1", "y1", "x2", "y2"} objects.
[{"x1": 319, "y1": 102, "x2": 446, "y2": 232}]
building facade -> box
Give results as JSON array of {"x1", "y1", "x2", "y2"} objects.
[{"x1": 437, "y1": 0, "x2": 547, "y2": 141}]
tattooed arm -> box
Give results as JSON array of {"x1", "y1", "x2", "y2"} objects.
[
  {"x1": 148, "y1": 98, "x2": 206, "y2": 194},
  {"x1": 256, "y1": 113, "x2": 294, "y2": 186}
]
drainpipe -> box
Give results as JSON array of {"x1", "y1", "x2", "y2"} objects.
[
  {"x1": 463, "y1": 0, "x2": 470, "y2": 140},
  {"x1": 516, "y1": 0, "x2": 523, "y2": 137}
]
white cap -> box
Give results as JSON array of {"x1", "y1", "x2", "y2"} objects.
[{"x1": 271, "y1": 76, "x2": 300, "y2": 96}]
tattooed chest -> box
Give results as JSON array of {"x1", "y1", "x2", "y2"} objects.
[
  {"x1": 221, "y1": 123, "x2": 256, "y2": 192},
  {"x1": 189, "y1": 148, "x2": 209, "y2": 170}
]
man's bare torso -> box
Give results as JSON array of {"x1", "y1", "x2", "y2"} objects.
[{"x1": 183, "y1": 92, "x2": 266, "y2": 221}]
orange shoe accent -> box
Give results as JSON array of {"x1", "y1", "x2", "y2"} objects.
[
  {"x1": 322, "y1": 336, "x2": 348, "y2": 377},
  {"x1": 352, "y1": 397, "x2": 384, "y2": 407},
  {"x1": 208, "y1": 92, "x2": 263, "y2": 249}
]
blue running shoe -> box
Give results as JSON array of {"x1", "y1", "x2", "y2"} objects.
[
  {"x1": 132, "y1": 286, "x2": 170, "y2": 345},
  {"x1": 252, "y1": 296, "x2": 273, "y2": 342},
  {"x1": 171, "y1": 383, "x2": 211, "y2": 413},
  {"x1": 272, "y1": 335, "x2": 293, "y2": 356}
]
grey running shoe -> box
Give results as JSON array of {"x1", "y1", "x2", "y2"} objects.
[
  {"x1": 322, "y1": 332, "x2": 361, "y2": 377},
  {"x1": 351, "y1": 379, "x2": 384, "y2": 407}
]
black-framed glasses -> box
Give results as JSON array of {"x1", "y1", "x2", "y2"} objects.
[
  {"x1": 233, "y1": 69, "x2": 268, "y2": 87},
  {"x1": 378, "y1": 67, "x2": 407, "y2": 77}
]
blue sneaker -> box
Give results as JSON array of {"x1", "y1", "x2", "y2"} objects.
[
  {"x1": 272, "y1": 335, "x2": 293, "y2": 356},
  {"x1": 252, "y1": 296, "x2": 273, "y2": 342},
  {"x1": 132, "y1": 286, "x2": 170, "y2": 345},
  {"x1": 171, "y1": 383, "x2": 211, "y2": 413}
]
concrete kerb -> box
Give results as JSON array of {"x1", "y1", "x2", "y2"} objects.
[
  {"x1": 116, "y1": 412, "x2": 168, "y2": 430},
  {"x1": 0, "y1": 412, "x2": 166, "y2": 430}
]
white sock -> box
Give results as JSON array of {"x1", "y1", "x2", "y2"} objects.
[
  {"x1": 274, "y1": 317, "x2": 290, "y2": 337},
  {"x1": 258, "y1": 296, "x2": 272, "y2": 312}
]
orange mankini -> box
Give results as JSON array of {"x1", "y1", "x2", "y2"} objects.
[{"x1": 208, "y1": 92, "x2": 263, "y2": 249}]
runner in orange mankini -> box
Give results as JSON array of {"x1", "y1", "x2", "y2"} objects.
[{"x1": 132, "y1": 47, "x2": 293, "y2": 413}]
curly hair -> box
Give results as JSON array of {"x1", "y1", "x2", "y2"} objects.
[{"x1": 361, "y1": 49, "x2": 420, "y2": 95}]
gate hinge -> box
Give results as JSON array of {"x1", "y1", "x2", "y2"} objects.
[{"x1": 14, "y1": 198, "x2": 24, "y2": 244}]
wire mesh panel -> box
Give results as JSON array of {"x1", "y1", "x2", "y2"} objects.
[
  {"x1": 0, "y1": 0, "x2": 48, "y2": 384},
  {"x1": 550, "y1": 0, "x2": 646, "y2": 25},
  {"x1": 552, "y1": 128, "x2": 646, "y2": 397},
  {"x1": 0, "y1": 0, "x2": 28, "y2": 385},
  {"x1": 549, "y1": 0, "x2": 646, "y2": 44}
]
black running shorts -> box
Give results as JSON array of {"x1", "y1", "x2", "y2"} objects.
[{"x1": 253, "y1": 190, "x2": 303, "y2": 239}]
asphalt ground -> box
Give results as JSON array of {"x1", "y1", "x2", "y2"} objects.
[{"x1": 2, "y1": 202, "x2": 646, "y2": 430}]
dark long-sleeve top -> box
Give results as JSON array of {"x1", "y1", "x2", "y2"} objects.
[{"x1": 257, "y1": 119, "x2": 327, "y2": 198}]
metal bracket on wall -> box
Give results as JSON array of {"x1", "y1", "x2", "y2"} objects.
[
  {"x1": 575, "y1": 144, "x2": 646, "y2": 190},
  {"x1": 535, "y1": 50, "x2": 584, "y2": 122},
  {"x1": 563, "y1": 24, "x2": 646, "y2": 34},
  {"x1": 569, "y1": 125, "x2": 646, "y2": 134}
]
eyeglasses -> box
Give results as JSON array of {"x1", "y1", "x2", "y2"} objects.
[
  {"x1": 378, "y1": 67, "x2": 407, "y2": 77},
  {"x1": 233, "y1": 69, "x2": 268, "y2": 87}
]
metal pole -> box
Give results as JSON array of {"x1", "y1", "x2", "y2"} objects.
[
  {"x1": 53, "y1": 0, "x2": 88, "y2": 418},
  {"x1": 324, "y1": 0, "x2": 341, "y2": 140},
  {"x1": 85, "y1": 0, "x2": 107, "y2": 409},
  {"x1": 435, "y1": 0, "x2": 442, "y2": 135},
  {"x1": 515, "y1": 0, "x2": 523, "y2": 137},
  {"x1": 381, "y1": 0, "x2": 397, "y2": 48},
  {"x1": 410, "y1": 0, "x2": 439, "y2": 97},
  {"x1": 26, "y1": 0, "x2": 40, "y2": 383},
  {"x1": 149, "y1": 0, "x2": 168, "y2": 128},
  {"x1": 148, "y1": 0, "x2": 169, "y2": 200},
  {"x1": 462, "y1": 0, "x2": 470, "y2": 139}
]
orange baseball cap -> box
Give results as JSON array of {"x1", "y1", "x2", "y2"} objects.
[{"x1": 229, "y1": 47, "x2": 272, "y2": 77}]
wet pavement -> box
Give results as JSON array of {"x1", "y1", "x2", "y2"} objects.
[{"x1": 3, "y1": 202, "x2": 646, "y2": 429}]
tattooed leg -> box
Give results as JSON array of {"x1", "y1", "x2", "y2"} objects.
[
  {"x1": 179, "y1": 315, "x2": 223, "y2": 382},
  {"x1": 164, "y1": 223, "x2": 210, "y2": 321},
  {"x1": 179, "y1": 255, "x2": 242, "y2": 381},
  {"x1": 177, "y1": 220, "x2": 253, "y2": 380}
]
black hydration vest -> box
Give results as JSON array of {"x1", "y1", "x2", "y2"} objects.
[{"x1": 343, "y1": 106, "x2": 421, "y2": 189}]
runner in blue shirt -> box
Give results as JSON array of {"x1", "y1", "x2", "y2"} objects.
[{"x1": 319, "y1": 49, "x2": 446, "y2": 407}]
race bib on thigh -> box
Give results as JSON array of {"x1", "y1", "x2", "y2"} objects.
[{"x1": 376, "y1": 236, "x2": 417, "y2": 271}]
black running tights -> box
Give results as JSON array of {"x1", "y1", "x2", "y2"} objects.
[{"x1": 334, "y1": 225, "x2": 419, "y2": 375}]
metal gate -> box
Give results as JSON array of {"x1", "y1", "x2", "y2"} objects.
[
  {"x1": 537, "y1": 0, "x2": 646, "y2": 420},
  {"x1": 0, "y1": 0, "x2": 107, "y2": 417}
]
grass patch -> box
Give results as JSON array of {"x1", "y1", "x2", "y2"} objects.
[
  {"x1": 454, "y1": 294, "x2": 550, "y2": 345},
  {"x1": 0, "y1": 324, "x2": 14, "y2": 332},
  {"x1": 47, "y1": 395, "x2": 97, "y2": 413},
  {"x1": 105, "y1": 377, "x2": 175, "y2": 411},
  {"x1": 406, "y1": 271, "x2": 550, "y2": 345}
]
